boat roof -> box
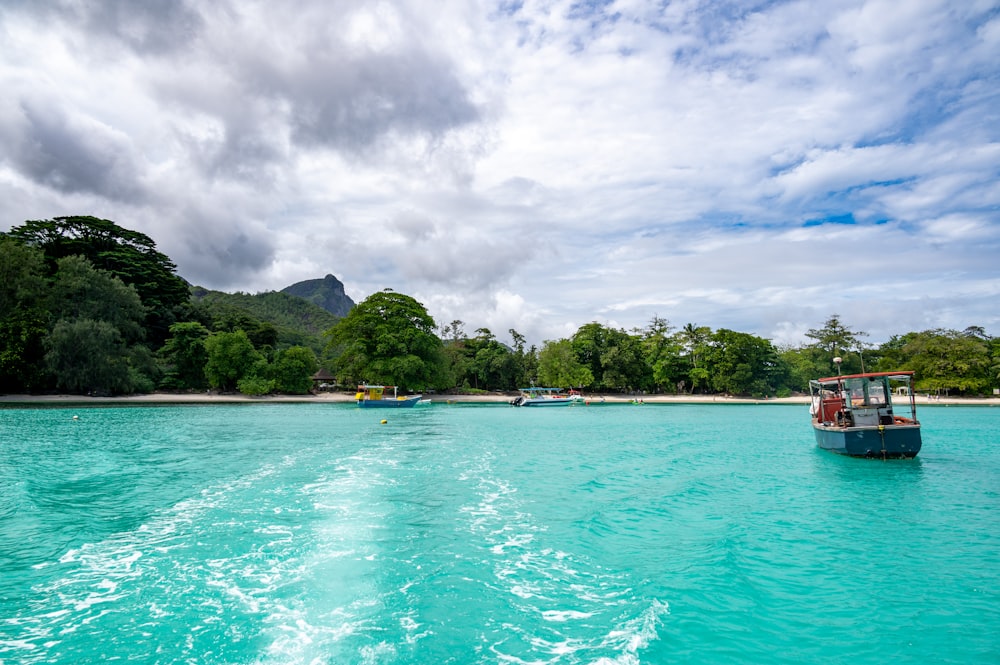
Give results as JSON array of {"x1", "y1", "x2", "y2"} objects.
[{"x1": 813, "y1": 371, "x2": 915, "y2": 384}]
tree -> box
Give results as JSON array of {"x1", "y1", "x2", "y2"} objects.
[
  {"x1": 325, "y1": 289, "x2": 446, "y2": 391},
  {"x1": 779, "y1": 346, "x2": 825, "y2": 392},
  {"x1": 0, "y1": 238, "x2": 48, "y2": 391},
  {"x1": 441, "y1": 339, "x2": 471, "y2": 390},
  {"x1": 703, "y1": 329, "x2": 786, "y2": 397},
  {"x1": 884, "y1": 329, "x2": 992, "y2": 395},
  {"x1": 537, "y1": 339, "x2": 594, "y2": 388},
  {"x1": 48, "y1": 256, "x2": 146, "y2": 343},
  {"x1": 508, "y1": 328, "x2": 537, "y2": 389},
  {"x1": 210, "y1": 305, "x2": 279, "y2": 351},
  {"x1": 571, "y1": 322, "x2": 610, "y2": 388},
  {"x1": 678, "y1": 323, "x2": 712, "y2": 369},
  {"x1": 45, "y1": 319, "x2": 132, "y2": 395},
  {"x1": 463, "y1": 328, "x2": 516, "y2": 390},
  {"x1": 571, "y1": 322, "x2": 648, "y2": 391},
  {"x1": 40, "y1": 256, "x2": 153, "y2": 394},
  {"x1": 805, "y1": 314, "x2": 867, "y2": 374},
  {"x1": 204, "y1": 330, "x2": 261, "y2": 392},
  {"x1": 599, "y1": 334, "x2": 649, "y2": 391},
  {"x1": 159, "y1": 322, "x2": 211, "y2": 389},
  {"x1": 439, "y1": 319, "x2": 466, "y2": 343},
  {"x1": 7, "y1": 216, "x2": 190, "y2": 345},
  {"x1": 642, "y1": 316, "x2": 683, "y2": 392},
  {"x1": 271, "y1": 346, "x2": 319, "y2": 394}
]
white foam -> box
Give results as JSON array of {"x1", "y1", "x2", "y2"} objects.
[
  {"x1": 541, "y1": 609, "x2": 594, "y2": 622},
  {"x1": 594, "y1": 599, "x2": 671, "y2": 664}
]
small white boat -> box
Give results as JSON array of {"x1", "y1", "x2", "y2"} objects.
[{"x1": 510, "y1": 388, "x2": 584, "y2": 407}]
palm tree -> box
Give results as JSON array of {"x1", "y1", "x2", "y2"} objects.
[{"x1": 679, "y1": 323, "x2": 711, "y2": 368}]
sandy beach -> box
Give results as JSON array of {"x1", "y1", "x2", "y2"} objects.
[{"x1": 2, "y1": 391, "x2": 997, "y2": 406}]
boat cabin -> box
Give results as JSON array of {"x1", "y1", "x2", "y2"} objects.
[
  {"x1": 810, "y1": 372, "x2": 918, "y2": 428},
  {"x1": 356, "y1": 384, "x2": 397, "y2": 401}
]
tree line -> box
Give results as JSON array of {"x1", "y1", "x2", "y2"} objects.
[{"x1": 2, "y1": 216, "x2": 997, "y2": 397}]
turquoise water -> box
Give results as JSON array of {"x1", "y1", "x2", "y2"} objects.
[{"x1": 1, "y1": 403, "x2": 997, "y2": 664}]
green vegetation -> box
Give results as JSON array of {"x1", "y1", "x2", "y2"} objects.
[
  {"x1": 325, "y1": 289, "x2": 446, "y2": 391},
  {"x1": 1, "y1": 218, "x2": 330, "y2": 396},
  {"x1": 2, "y1": 216, "x2": 998, "y2": 398},
  {"x1": 8, "y1": 216, "x2": 190, "y2": 346},
  {"x1": 191, "y1": 287, "x2": 340, "y2": 349}
]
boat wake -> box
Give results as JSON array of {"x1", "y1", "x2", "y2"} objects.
[
  {"x1": 1, "y1": 457, "x2": 299, "y2": 664},
  {"x1": 460, "y1": 455, "x2": 670, "y2": 664}
]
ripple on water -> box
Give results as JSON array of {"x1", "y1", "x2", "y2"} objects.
[{"x1": 0, "y1": 403, "x2": 997, "y2": 664}]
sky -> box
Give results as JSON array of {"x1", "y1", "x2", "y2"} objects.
[{"x1": 1, "y1": 0, "x2": 998, "y2": 349}]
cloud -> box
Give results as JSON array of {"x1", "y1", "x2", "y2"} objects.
[
  {"x1": 0, "y1": 0, "x2": 204, "y2": 55},
  {"x1": 1, "y1": 100, "x2": 146, "y2": 202},
  {"x1": 170, "y1": 204, "x2": 276, "y2": 289},
  {"x1": 1, "y1": 0, "x2": 998, "y2": 346}
]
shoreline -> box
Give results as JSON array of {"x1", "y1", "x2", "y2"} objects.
[{"x1": 2, "y1": 392, "x2": 998, "y2": 407}]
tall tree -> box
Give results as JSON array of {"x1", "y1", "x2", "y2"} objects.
[
  {"x1": 805, "y1": 314, "x2": 867, "y2": 374},
  {"x1": 0, "y1": 238, "x2": 48, "y2": 391},
  {"x1": 270, "y1": 346, "x2": 319, "y2": 394},
  {"x1": 537, "y1": 339, "x2": 593, "y2": 388},
  {"x1": 48, "y1": 256, "x2": 146, "y2": 343},
  {"x1": 325, "y1": 289, "x2": 446, "y2": 391},
  {"x1": 883, "y1": 329, "x2": 992, "y2": 395},
  {"x1": 439, "y1": 319, "x2": 466, "y2": 343},
  {"x1": 642, "y1": 316, "x2": 683, "y2": 392},
  {"x1": 508, "y1": 328, "x2": 537, "y2": 388},
  {"x1": 159, "y1": 321, "x2": 211, "y2": 389},
  {"x1": 7, "y1": 216, "x2": 190, "y2": 345},
  {"x1": 571, "y1": 322, "x2": 648, "y2": 391},
  {"x1": 43, "y1": 256, "x2": 152, "y2": 394},
  {"x1": 204, "y1": 330, "x2": 262, "y2": 392},
  {"x1": 704, "y1": 329, "x2": 786, "y2": 396},
  {"x1": 45, "y1": 319, "x2": 132, "y2": 395},
  {"x1": 678, "y1": 323, "x2": 712, "y2": 369}
]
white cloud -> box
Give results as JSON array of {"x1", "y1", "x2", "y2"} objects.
[{"x1": 1, "y1": 0, "x2": 998, "y2": 346}]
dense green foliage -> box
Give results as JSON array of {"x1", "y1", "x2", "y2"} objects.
[
  {"x1": 1, "y1": 216, "x2": 997, "y2": 398},
  {"x1": 425, "y1": 316, "x2": 999, "y2": 398},
  {"x1": 0, "y1": 237, "x2": 48, "y2": 391},
  {"x1": 1, "y1": 217, "x2": 330, "y2": 396},
  {"x1": 191, "y1": 288, "x2": 340, "y2": 345},
  {"x1": 269, "y1": 346, "x2": 320, "y2": 394},
  {"x1": 537, "y1": 339, "x2": 593, "y2": 388},
  {"x1": 7, "y1": 216, "x2": 190, "y2": 345},
  {"x1": 325, "y1": 290, "x2": 446, "y2": 391},
  {"x1": 158, "y1": 322, "x2": 211, "y2": 390},
  {"x1": 204, "y1": 330, "x2": 261, "y2": 392}
]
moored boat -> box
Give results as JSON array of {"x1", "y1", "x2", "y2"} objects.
[
  {"x1": 809, "y1": 365, "x2": 922, "y2": 458},
  {"x1": 355, "y1": 384, "x2": 422, "y2": 408},
  {"x1": 510, "y1": 387, "x2": 585, "y2": 407}
]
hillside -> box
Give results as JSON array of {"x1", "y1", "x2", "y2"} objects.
[{"x1": 191, "y1": 287, "x2": 342, "y2": 339}]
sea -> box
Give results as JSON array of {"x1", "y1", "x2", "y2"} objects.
[{"x1": 0, "y1": 402, "x2": 997, "y2": 664}]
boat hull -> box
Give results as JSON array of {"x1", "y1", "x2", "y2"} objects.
[
  {"x1": 357, "y1": 396, "x2": 422, "y2": 408},
  {"x1": 812, "y1": 424, "x2": 922, "y2": 458}
]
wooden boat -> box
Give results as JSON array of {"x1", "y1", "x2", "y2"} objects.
[
  {"x1": 809, "y1": 367, "x2": 921, "y2": 458},
  {"x1": 509, "y1": 387, "x2": 584, "y2": 407},
  {"x1": 355, "y1": 384, "x2": 422, "y2": 408}
]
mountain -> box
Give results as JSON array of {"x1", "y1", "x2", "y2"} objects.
[{"x1": 280, "y1": 274, "x2": 355, "y2": 317}]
